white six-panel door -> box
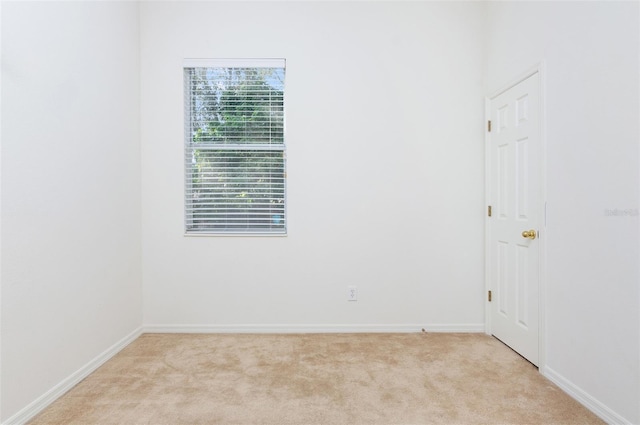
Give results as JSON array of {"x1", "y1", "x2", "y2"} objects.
[{"x1": 488, "y1": 72, "x2": 541, "y2": 366}]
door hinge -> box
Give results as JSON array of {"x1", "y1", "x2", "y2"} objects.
[
  {"x1": 488, "y1": 290, "x2": 492, "y2": 302},
  {"x1": 487, "y1": 205, "x2": 492, "y2": 217},
  {"x1": 487, "y1": 120, "x2": 492, "y2": 132}
]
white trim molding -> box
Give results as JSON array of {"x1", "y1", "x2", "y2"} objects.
[
  {"x1": 544, "y1": 367, "x2": 633, "y2": 425},
  {"x1": 183, "y1": 58, "x2": 285, "y2": 69},
  {"x1": 2, "y1": 327, "x2": 143, "y2": 425},
  {"x1": 144, "y1": 323, "x2": 485, "y2": 334}
]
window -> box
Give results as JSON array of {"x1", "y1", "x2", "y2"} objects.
[{"x1": 184, "y1": 59, "x2": 286, "y2": 235}]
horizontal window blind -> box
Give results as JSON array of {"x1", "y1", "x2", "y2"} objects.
[{"x1": 184, "y1": 60, "x2": 286, "y2": 234}]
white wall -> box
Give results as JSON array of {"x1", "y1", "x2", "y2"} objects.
[
  {"x1": 140, "y1": 1, "x2": 487, "y2": 330},
  {"x1": 486, "y1": 2, "x2": 640, "y2": 423},
  {"x1": 1, "y1": 2, "x2": 142, "y2": 421},
  {"x1": 0, "y1": 1, "x2": 3, "y2": 421}
]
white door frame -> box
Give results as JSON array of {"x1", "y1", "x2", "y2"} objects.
[{"x1": 485, "y1": 62, "x2": 547, "y2": 372}]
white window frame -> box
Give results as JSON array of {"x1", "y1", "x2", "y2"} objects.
[{"x1": 183, "y1": 58, "x2": 286, "y2": 236}]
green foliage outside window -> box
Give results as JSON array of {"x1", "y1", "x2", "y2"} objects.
[{"x1": 185, "y1": 66, "x2": 286, "y2": 233}]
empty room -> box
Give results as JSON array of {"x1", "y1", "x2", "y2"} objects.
[{"x1": 1, "y1": 1, "x2": 638, "y2": 424}]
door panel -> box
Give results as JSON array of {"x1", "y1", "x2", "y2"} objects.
[{"x1": 488, "y1": 72, "x2": 541, "y2": 365}]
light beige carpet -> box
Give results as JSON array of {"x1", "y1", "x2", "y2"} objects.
[{"x1": 29, "y1": 333, "x2": 603, "y2": 424}]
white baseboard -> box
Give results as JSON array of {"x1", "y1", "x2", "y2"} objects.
[
  {"x1": 3, "y1": 327, "x2": 143, "y2": 425},
  {"x1": 143, "y1": 323, "x2": 485, "y2": 334},
  {"x1": 543, "y1": 366, "x2": 632, "y2": 425}
]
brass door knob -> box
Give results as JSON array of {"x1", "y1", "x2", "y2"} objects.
[{"x1": 522, "y1": 230, "x2": 537, "y2": 240}]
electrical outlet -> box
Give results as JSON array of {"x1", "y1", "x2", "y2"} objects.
[{"x1": 347, "y1": 286, "x2": 358, "y2": 301}]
